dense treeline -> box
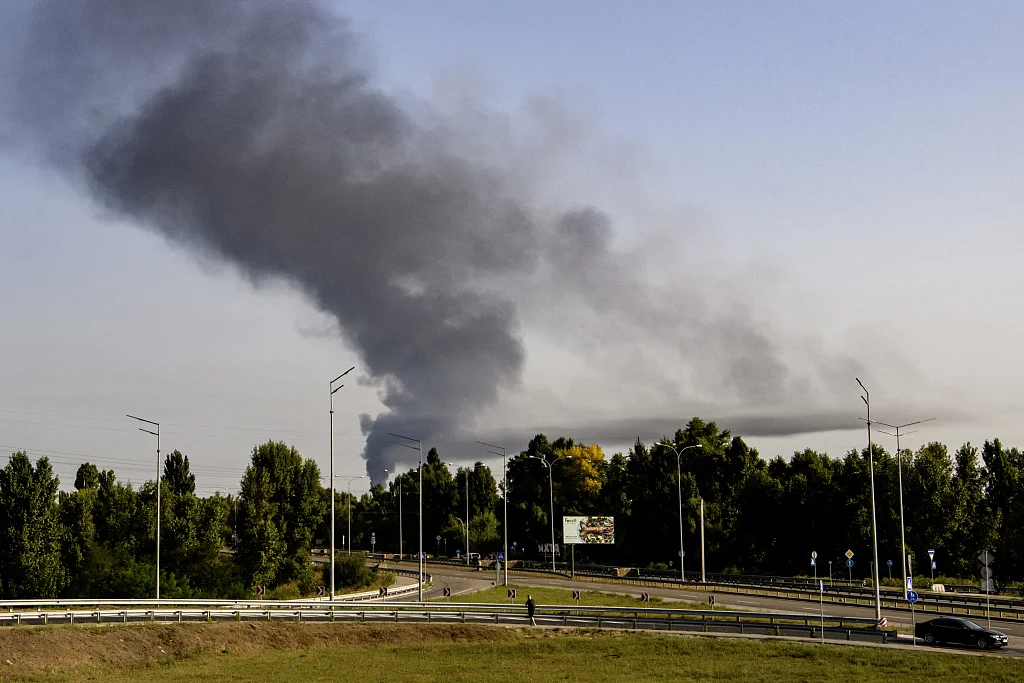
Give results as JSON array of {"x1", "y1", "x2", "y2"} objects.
[{"x1": 2, "y1": 417, "x2": 1023, "y2": 598}]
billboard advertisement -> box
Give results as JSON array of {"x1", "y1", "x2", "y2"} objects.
[{"x1": 563, "y1": 516, "x2": 614, "y2": 545}]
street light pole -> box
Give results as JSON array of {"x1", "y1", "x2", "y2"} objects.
[
  {"x1": 390, "y1": 433, "x2": 423, "y2": 600},
  {"x1": 651, "y1": 442, "x2": 703, "y2": 582},
  {"x1": 329, "y1": 367, "x2": 354, "y2": 600},
  {"x1": 336, "y1": 474, "x2": 364, "y2": 556},
  {"x1": 856, "y1": 378, "x2": 883, "y2": 622},
  {"x1": 127, "y1": 414, "x2": 160, "y2": 599},
  {"x1": 526, "y1": 455, "x2": 570, "y2": 572},
  {"x1": 477, "y1": 441, "x2": 508, "y2": 586},
  {"x1": 875, "y1": 417, "x2": 936, "y2": 599}
]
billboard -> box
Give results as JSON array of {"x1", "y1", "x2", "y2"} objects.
[{"x1": 563, "y1": 516, "x2": 615, "y2": 545}]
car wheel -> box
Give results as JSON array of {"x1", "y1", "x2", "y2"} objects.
[
  {"x1": 976, "y1": 637, "x2": 990, "y2": 650},
  {"x1": 923, "y1": 633, "x2": 935, "y2": 645}
]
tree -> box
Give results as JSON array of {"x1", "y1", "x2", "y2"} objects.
[
  {"x1": 58, "y1": 487, "x2": 96, "y2": 594},
  {"x1": 236, "y1": 467, "x2": 284, "y2": 587},
  {"x1": 74, "y1": 462, "x2": 100, "y2": 491},
  {"x1": 235, "y1": 441, "x2": 325, "y2": 587},
  {"x1": 0, "y1": 452, "x2": 66, "y2": 598},
  {"x1": 163, "y1": 450, "x2": 196, "y2": 496}
]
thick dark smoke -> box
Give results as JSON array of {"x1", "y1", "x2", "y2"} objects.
[{"x1": 3, "y1": 1, "x2": 862, "y2": 480}]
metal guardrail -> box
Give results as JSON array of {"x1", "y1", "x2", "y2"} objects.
[{"x1": 0, "y1": 600, "x2": 895, "y2": 643}]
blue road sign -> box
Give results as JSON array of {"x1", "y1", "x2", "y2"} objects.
[
  {"x1": 907, "y1": 590, "x2": 919, "y2": 604},
  {"x1": 846, "y1": 559, "x2": 854, "y2": 568},
  {"x1": 810, "y1": 558, "x2": 816, "y2": 566},
  {"x1": 931, "y1": 561, "x2": 937, "y2": 570},
  {"x1": 497, "y1": 552, "x2": 504, "y2": 560},
  {"x1": 887, "y1": 560, "x2": 893, "y2": 567}
]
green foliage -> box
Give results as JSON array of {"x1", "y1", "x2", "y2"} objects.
[
  {"x1": 163, "y1": 450, "x2": 196, "y2": 497},
  {"x1": 74, "y1": 462, "x2": 100, "y2": 491},
  {"x1": 10, "y1": 419, "x2": 1024, "y2": 601},
  {"x1": 0, "y1": 452, "x2": 67, "y2": 597},
  {"x1": 324, "y1": 552, "x2": 374, "y2": 590},
  {"x1": 236, "y1": 441, "x2": 325, "y2": 588}
]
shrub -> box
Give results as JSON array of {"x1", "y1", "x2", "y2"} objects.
[{"x1": 323, "y1": 552, "x2": 374, "y2": 590}]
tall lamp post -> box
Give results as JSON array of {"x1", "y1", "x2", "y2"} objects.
[
  {"x1": 477, "y1": 441, "x2": 508, "y2": 586},
  {"x1": 448, "y1": 463, "x2": 471, "y2": 565},
  {"x1": 875, "y1": 417, "x2": 935, "y2": 599},
  {"x1": 390, "y1": 433, "x2": 424, "y2": 600},
  {"x1": 127, "y1": 414, "x2": 161, "y2": 599},
  {"x1": 336, "y1": 474, "x2": 365, "y2": 555},
  {"x1": 385, "y1": 469, "x2": 403, "y2": 559},
  {"x1": 329, "y1": 367, "x2": 355, "y2": 600},
  {"x1": 651, "y1": 441, "x2": 702, "y2": 582},
  {"x1": 856, "y1": 378, "x2": 883, "y2": 622},
  {"x1": 527, "y1": 454, "x2": 570, "y2": 572}
]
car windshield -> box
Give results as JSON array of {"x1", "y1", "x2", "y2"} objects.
[{"x1": 960, "y1": 620, "x2": 984, "y2": 631}]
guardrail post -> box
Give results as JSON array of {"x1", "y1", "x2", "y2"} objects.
[
  {"x1": 69, "y1": 612, "x2": 73, "y2": 625},
  {"x1": 123, "y1": 611, "x2": 127, "y2": 623},
  {"x1": 296, "y1": 611, "x2": 301, "y2": 623},
  {"x1": 846, "y1": 629, "x2": 851, "y2": 641},
  {"x1": 96, "y1": 611, "x2": 101, "y2": 624},
  {"x1": 360, "y1": 611, "x2": 365, "y2": 623},
  {"x1": 461, "y1": 611, "x2": 466, "y2": 623},
  {"x1": 882, "y1": 632, "x2": 887, "y2": 644},
  {"x1": 16, "y1": 614, "x2": 21, "y2": 626}
]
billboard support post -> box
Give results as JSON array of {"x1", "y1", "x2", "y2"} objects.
[{"x1": 571, "y1": 544, "x2": 575, "y2": 579}]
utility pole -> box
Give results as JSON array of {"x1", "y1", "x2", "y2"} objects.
[
  {"x1": 875, "y1": 417, "x2": 936, "y2": 599},
  {"x1": 477, "y1": 441, "x2": 508, "y2": 586},
  {"x1": 329, "y1": 366, "x2": 354, "y2": 600},
  {"x1": 527, "y1": 454, "x2": 570, "y2": 572},
  {"x1": 127, "y1": 415, "x2": 160, "y2": 600},
  {"x1": 390, "y1": 433, "x2": 424, "y2": 600},
  {"x1": 700, "y1": 498, "x2": 706, "y2": 583},
  {"x1": 651, "y1": 442, "x2": 703, "y2": 582},
  {"x1": 856, "y1": 378, "x2": 883, "y2": 623}
]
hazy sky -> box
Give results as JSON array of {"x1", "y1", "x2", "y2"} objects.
[{"x1": 1, "y1": 1, "x2": 1021, "y2": 493}]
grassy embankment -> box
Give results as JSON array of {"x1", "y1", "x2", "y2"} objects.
[{"x1": 1, "y1": 622, "x2": 1021, "y2": 682}]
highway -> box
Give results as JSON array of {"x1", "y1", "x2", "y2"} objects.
[{"x1": 420, "y1": 564, "x2": 1024, "y2": 658}]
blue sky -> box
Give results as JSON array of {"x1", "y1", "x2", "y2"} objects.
[{"x1": 0, "y1": 1, "x2": 1022, "y2": 490}]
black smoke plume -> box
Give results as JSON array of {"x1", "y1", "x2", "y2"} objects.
[{"x1": 2, "y1": 1, "x2": 860, "y2": 480}]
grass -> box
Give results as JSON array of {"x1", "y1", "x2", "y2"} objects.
[
  {"x1": 3, "y1": 624, "x2": 1022, "y2": 682},
  {"x1": 439, "y1": 584, "x2": 713, "y2": 610}
]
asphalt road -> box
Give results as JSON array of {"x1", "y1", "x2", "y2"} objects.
[{"x1": 421, "y1": 565, "x2": 1024, "y2": 658}]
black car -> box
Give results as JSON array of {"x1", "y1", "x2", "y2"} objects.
[{"x1": 915, "y1": 617, "x2": 1008, "y2": 649}]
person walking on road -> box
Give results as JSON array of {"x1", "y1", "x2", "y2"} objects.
[{"x1": 526, "y1": 595, "x2": 537, "y2": 626}]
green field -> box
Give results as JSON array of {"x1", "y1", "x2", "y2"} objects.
[
  {"x1": 6, "y1": 626, "x2": 1022, "y2": 683},
  {"x1": 439, "y1": 583, "x2": 714, "y2": 610}
]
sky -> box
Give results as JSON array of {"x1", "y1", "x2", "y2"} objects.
[{"x1": 0, "y1": 1, "x2": 1021, "y2": 493}]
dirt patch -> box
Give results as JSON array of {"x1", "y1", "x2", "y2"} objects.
[{"x1": 0, "y1": 622, "x2": 520, "y2": 677}]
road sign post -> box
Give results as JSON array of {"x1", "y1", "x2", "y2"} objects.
[
  {"x1": 887, "y1": 559, "x2": 892, "y2": 581},
  {"x1": 818, "y1": 579, "x2": 825, "y2": 644},
  {"x1": 979, "y1": 551, "x2": 994, "y2": 628}
]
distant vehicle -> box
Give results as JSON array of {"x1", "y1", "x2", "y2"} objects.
[{"x1": 915, "y1": 617, "x2": 1008, "y2": 649}]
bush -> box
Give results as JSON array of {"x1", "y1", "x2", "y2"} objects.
[{"x1": 323, "y1": 552, "x2": 374, "y2": 590}]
